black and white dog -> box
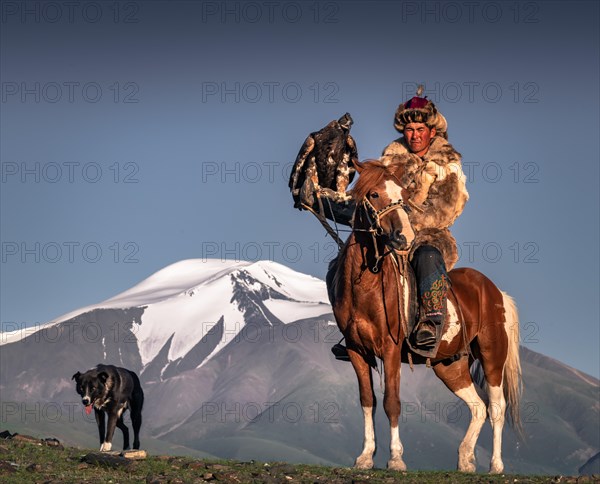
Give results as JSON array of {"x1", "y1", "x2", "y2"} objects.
[{"x1": 72, "y1": 364, "x2": 144, "y2": 451}]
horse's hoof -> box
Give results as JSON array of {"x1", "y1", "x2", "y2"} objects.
[
  {"x1": 489, "y1": 458, "x2": 504, "y2": 474},
  {"x1": 387, "y1": 458, "x2": 407, "y2": 471},
  {"x1": 458, "y1": 461, "x2": 476, "y2": 473},
  {"x1": 354, "y1": 455, "x2": 374, "y2": 469},
  {"x1": 457, "y1": 455, "x2": 476, "y2": 473},
  {"x1": 457, "y1": 446, "x2": 477, "y2": 473}
]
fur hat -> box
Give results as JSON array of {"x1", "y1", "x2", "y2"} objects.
[{"x1": 394, "y1": 85, "x2": 448, "y2": 139}]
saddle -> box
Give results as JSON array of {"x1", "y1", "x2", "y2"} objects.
[{"x1": 328, "y1": 251, "x2": 462, "y2": 363}]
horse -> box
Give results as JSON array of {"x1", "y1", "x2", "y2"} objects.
[{"x1": 327, "y1": 158, "x2": 522, "y2": 474}]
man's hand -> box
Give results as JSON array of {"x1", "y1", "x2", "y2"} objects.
[
  {"x1": 410, "y1": 163, "x2": 438, "y2": 206},
  {"x1": 423, "y1": 161, "x2": 439, "y2": 177},
  {"x1": 319, "y1": 187, "x2": 352, "y2": 202}
]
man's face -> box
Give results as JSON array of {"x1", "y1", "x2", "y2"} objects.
[{"x1": 404, "y1": 123, "x2": 436, "y2": 156}]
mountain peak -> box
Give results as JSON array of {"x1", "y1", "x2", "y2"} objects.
[{"x1": 1, "y1": 260, "x2": 332, "y2": 371}]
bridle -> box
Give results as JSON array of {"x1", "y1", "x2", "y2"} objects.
[
  {"x1": 347, "y1": 172, "x2": 416, "y2": 353},
  {"x1": 354, "y1": 196, "x2": 413, "y2": 272},
  {"x1": 353, "y1": 195, "x2": 413, "y2": 350},
  {"x1": 359, "y1": 197, "x2": 412, "y2": 237}
]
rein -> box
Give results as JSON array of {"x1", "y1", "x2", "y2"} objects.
[
  {"x1": 389, "y1": 250, "x2": 410, "y2": 346},
  {"x1": 353, "y1": 196, "x2": 412, "y2": 349}
]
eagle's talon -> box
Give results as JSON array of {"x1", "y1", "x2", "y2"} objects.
[
  {"x1": 318, "y1": 187, "x2": 337, "y2": 197},
  {"x1": 318, "y1": 188, "x2": 353, "y2": 203}
]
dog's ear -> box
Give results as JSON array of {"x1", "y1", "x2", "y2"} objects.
[
  {"x1": 72, "y1": 371, "x2": 81, "y2": 381},
  {"x1": 98, "y1": 372, "x2": 109, "y2": 384}
]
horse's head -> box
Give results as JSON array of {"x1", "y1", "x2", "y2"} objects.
[{"x1": 351, "y1": 159, "x2": 415, "y2": 252}]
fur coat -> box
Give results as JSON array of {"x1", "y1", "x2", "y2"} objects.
[{"x1": 381, "y1": 136, "x2": 469, "y2": 270}]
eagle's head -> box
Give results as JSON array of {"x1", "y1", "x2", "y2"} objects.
[{"x1": 338, "y1": 113, "x2": 353, "y2": 131}]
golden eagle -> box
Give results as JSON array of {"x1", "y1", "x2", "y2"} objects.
[{"x1": 288, "y1": 113, "x2": 358, "y2": 211}]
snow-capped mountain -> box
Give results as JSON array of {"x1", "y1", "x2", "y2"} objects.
[
  {"x1": 1, "y1": 259, "x2": 331, "y2": 380},
  {"x1": 1, "y1": 259, "x2": 597, "y2": 475},
  {"x1": 110, "y1": 259, "x2": 330, "y2": 371}
]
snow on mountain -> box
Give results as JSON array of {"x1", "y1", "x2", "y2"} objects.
[{"x1": 0, "y1": 259, "x2": 332, "y2": 368}]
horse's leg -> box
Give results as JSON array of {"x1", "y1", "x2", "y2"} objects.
[
  {"x1": 383, "y1": 350, "x2": 406, "y2": 471},
  {"x1": 433, "y1": 357, "x2": 486, "y2": 473},
  {"x1": 486, "y1": 381, "x2": 506, "y2": 473},
  {"x1": 478, "y1": 327, "x2": 510, "y2": 474},
  {"x1": 477, "y1": 292, "x2": 519, "y2": 474},
  {"x1": 348, "y1": 349, "x2": 376, "y2": 469}
]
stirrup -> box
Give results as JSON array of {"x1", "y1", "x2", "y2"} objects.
[
  {"x1": 414, "y1": 320, "x2": 437, "y2": 346},
  {"x1": 331, "y1": 342, "x2": 350, "y2": 362},
  {"x1": 415, "y1": 336, "x2": 436, "y2": 347}
]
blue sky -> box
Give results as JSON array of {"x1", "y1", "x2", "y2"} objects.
[{"x1": 1, "y1": 0, "x2": 598, "y2": 378}]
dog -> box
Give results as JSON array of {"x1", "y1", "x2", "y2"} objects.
[{"x1": 72, "y1": 364, "x2": 144, "y2": 452}]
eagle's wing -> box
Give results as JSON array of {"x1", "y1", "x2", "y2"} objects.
[
  {"x1": 288, "y1": 135, "x2": 315, "y2": 199},
  {"x1": 333, "y1": 134, "x2": 359, "y2": 196},
  {"x1": 347, "y1": 134, "x2": 359, "y2": 185}
]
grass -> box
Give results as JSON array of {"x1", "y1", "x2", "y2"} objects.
[{"x1": 0, "y1": 434, "x2": 590, "y2": 483}]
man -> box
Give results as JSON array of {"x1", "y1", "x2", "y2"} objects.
[
  {"x1": 380, "y1": 88, "x2": 469, "y2": 355},
  {"x1": 328, "y1": 88, "x2": 468, "y2": 358}
]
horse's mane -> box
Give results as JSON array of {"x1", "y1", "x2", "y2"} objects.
[{"x1": 350, "y1": 159, "x2": 404, "y2": 202}]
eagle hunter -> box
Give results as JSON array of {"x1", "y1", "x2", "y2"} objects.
[{"x1": 289, "y1": 113, "x2": 358, "y2": 212}]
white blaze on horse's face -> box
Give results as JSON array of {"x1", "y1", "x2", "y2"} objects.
[
  {"x1": 383, "y1": 179, "x2": 404, "y2": 203},
  {"x1": 383, "y1": 179, "x2": 415, "y2": 247}
]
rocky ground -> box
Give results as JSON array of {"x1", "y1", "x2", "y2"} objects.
[{"x1": 0, "y1": 430, "x2": 597, "y2": 483}]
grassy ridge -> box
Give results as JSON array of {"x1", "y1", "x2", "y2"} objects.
[{"x1": 0, "y1": 433, "x2": 578, "y2": 483}]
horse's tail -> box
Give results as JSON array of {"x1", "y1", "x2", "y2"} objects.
[{"x1": 501, "y1": 291, "x2": 524, "y2": 438}]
